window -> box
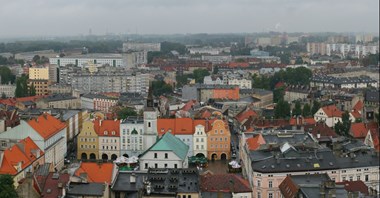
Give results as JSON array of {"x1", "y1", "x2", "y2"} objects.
[
  {"x1": 211, "y1": 138, "x2": 213, "y2": 141},
  {"x1": 112, "y1": 131, "x2": 115, "y2": 135},
  {"x1": 215, "y1": 130, "x2": 218, "y2": 134},
  {"x1": 220, "y1": 138, "x2": 222, "y2": 141},
  {"x1": 148, "y1": 122, "x2": 151, "y2": 127},
  {"x1": 357, "y1": 176, "x2": 360, "y2": 181},
  {"x1": 332, "y1": 177, "x2": 335, "y2": 181},
  {"x1": 165, "y1": 153, "x2": 168, "y2": 159},
  {"x1": 268, "y1": 193, "x2": 273, "y2": 198},
  {"x1": 196, "y1": 138, "x2": 199, "y2": 142},
  {"x1": 257, "y1": 180, "x2": 261, "y2": 187},
  {"x1": 196, "y1": 145, "x2": 199, "y2": 149},
  {"x1": 269, "y1": 181, "x2": 273, "y2": 188},
  {"x1": 154, "y1": 153, "x2": 157, "y2": 158},
  {"x1": 104, "y1": 131, "x2": 108, "y2": 135},
  {"x1": 155, "y1": 163, "x2": 158, "y2": 168},
  {"x1": 145, "y1": 163, "x2": 148, "y2": 169},
  {"x1": 342, "y1": 176, "x2": 346, "y2": 181},
  {"x1": 257, "y1": 192, "x2": 261, "y2": 198},
  {"x1": 188, "y1": 196, "x2": 191, "y2": 198},
  {"x1": 342, "y1": 170, "x2": 346, "y2": 173},
  {"x1": 174, "y1": 164, "x2": 178, "y2": 168},
  {"x1": 365, "y1": 175, "x2": 369, "y2": 181},
  {"x1": 349, "y1": 176, "x2": 353, "y2": 181}
]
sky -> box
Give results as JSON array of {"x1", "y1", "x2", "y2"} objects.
[{"x1": 0, "y1": 0, "x2": 378, "y2": 38}]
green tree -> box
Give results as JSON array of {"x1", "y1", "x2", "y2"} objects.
[
  {"x1": 152, "y1": 80, "x2": 173, "y2": 96},
  {"x1": 0, "y1": 66, "x2": 16, "y2": 84},
  {"x1": 273, "y1": 87, "x2": 285, "y2": 103},
  {"x1": 32, "y1": 55, "x2": 40, "y2": 63},
  {"x1": 292, "y1": 101, "x2": 302, "y2": 116},
  {"x1": 29, "y1": 83, "x2": 36, "y2": 96},
  {"x1": 0, "y1": 174, "x2": 18, "y2": 198},
  {"x1": 335, "y1": 111, "x2": 351, "y2": 137},
  {"x1": 193, "y1": 69, "x2": 210, "y2": 83},
  {"x1": 15, "y1": 75, "x2": 29, "y2": 97},
  {"x1": 275, "y1": 100, "x2": 291, "y2": 119},
  {"x1": 311, "y1": 100, "x2": 321, "y2": 115},
  {"x1": 116, "y1": 107, "x2": 137, "y2": 120},
  {"x1": 302, "y1": 103, "x2": 311, "y2": 117},
  {"x1": 295, "y1": 57, "x2": 304, "y2": 64},
  {"x1": 1, "y1": 92, "x2": 6, "y2": 99}
]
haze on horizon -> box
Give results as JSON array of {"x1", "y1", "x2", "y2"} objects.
[{"x1": 0, "y1": 0, "x2": 378, "y2": 38}]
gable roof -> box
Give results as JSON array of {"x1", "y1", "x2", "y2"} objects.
[
  {"x1": 368, "y1": 127, "x2": 380, "y2": 152},
  {"x1": 289, "y1": 117, "x2": 316, "y2": 126},
  {"x1": 235, "y1": 108, "x2": 258, "y2": 123},
  {"x1": 94, "y1": 119, "x2": 120, "y2": 137},
  {"x1": 321, "y1": 105, "x2": 343, "y2": 117},
  {"x1": 336, "y1": 181, "x2": 369, "y2": 195},
  {"x1": 350, "y1": 123, "x2": 368, "y2": 139},
  {"x1": 27, "y1": 113, "x2": 66, "y2": 140},
  {"x1": 74, "y1": 162, "x2": 114, "y2": 184},
  {"x1": 0, "y1": 137, "x2": 43, "y2": 175},
  {"x1": 352, "y1": 100, "x2": 364, "y2": 112},
  {"x1": 304, "y1": 122, "x2": 337, "y2": 138},
  {"x1": 157, "y1": 118, "x2": 207, "y2": 136},
  {"x1": 200, "y1": 173, "x2": 252, "y2": 193},
  {"x1": 142, "y1": 132, "x2": 189, "y2": 160},
  {"x1": 246, "y1": 134, "x2": 266, "y2": 151},
  {"x1": 350, "y1": 110, "x2": 362, "y2": 119}
]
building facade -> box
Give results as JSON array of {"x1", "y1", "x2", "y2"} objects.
[
  {"x1": 77, "y1": 121, "x2": 99, "y2": 160},
  {"x1": 95, "y1": 119, "x2": 120, "y2": 161},
  {"x1": 207, "y1": 119, "x2": 231, "y2": 160}
]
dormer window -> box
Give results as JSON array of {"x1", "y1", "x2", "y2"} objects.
[
  {"x1": 112, "y1": 131, "x2": 115, "y2": 135},
  {"x1": 104, "y1": 131, "x2": 108, "y2": 135}
]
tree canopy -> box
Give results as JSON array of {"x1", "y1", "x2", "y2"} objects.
[
  {"x1": 275, "y1": 100, "x2": 291, "y2": 119},
  {"x1": 15, "y1": 75, "x2": 30, "y2": 97},
  {"x1": 0, "y1": 174, "x2": 18, "y2": 198},
  {"x1": 0, "y1": 66, "x2": 16, "y2": 84},
  {"x1": 152, "y1": 80, "x2": 173, "y2": 96},
  {"x1": 116, "y1": 107, "x2": 138, "y2": 120}
]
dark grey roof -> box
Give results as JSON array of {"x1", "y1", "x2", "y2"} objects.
[
  {"x1": 44, "y1": 94, "x2": 77, "y2": 102},
  {"x1": 35, "y1": 163, "x2": 51, "y2": 176},
  {"x1": 112, "y1": 168, "x2": 199, "y2": 195},
  {"x1": 201, "y1": 192, "x2": 232, "y2": 198},
  {"x1": 365, "y1": 90, "x2": 379, "y2": 103},
  {"x1": 67, "y1": 182, "x2": 105, "y2": 196},
  {"x1": 121, "y1": 116, "x2": 144, "y2": 124},
  {"x1": 312, "y1": 75, "x2": 376, "y2": 85},
  {"x1": 22, "y1": 101, "x2": 35, "y2": 106},
  {"x1": 62, "y1": 110, "x2": 80, "y2": 120}
]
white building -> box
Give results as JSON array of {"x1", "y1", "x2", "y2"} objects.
[
  {"x1": 228, "y1": 78, "x2": 252, "y2": 89},
  {"x1": 193, "y1": 124, "x2": 208, "y2": 157},
  {"x1": 120, "y1": 117, "x2": 145, "y2": 158},
  {"x1": 139, "y1": 132, "x2": 189, "y2": 170},
  {"x1": 313, "y1": 105, "x2": 343, "y2": 127},
  {"x1": 123, "y1": 42, "x2": 161, "y2": 52},
  {"x1": 0, "y1": 83, "x2": 16, "y2": 98},
  {"x1": 95, "y1": 119, "x2": 120, "y2": 161},
  {"x1": 188, "y1": 47, "x2": 230, "y2": 55},
  {"x1": 0, "y1": 114, "x2": 67, "y2": 170}
]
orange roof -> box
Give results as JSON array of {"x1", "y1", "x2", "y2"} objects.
[
  {"x1": 353, "y1": 100, "x2": 364, "y2": 112},
  {"x1": 28, "y1": 113, "x2": 66, "y2": 140},
  {"x1": 246, "y1": 134, "x2": 266, "y2": 151},
  {"x1": 350, "y1": 123, "x2": 368, "y2": 139},
  {"x1": 157, "y1": 118, "x2": 195, "y2": 136},
  {"x1": 181, "y1": 100, "x2": 197, "y2": 111},
  {"x1": 74, "y1": 162, "x2": 114, "y2": 184},
  {"x1": 322, "y1": 105, "x2": 343, "y2": 117},
  {"x1": 235, "y1": 108, "x2": 258, "y2": 123},
  {"x1": 94, "y1": 119, "x2": 120, "y2": 137},
  {"x1": 289, "y1": 117, "x2": 316, "y2": 126},
  {"x1": 228, "y1": 62, "x2": 249, "y2": 68},
  {"x1": 368, "y1": 128, "x2": 380, "y2": 152},
  {"x1": 0, "y1": 137, "x2": 43, "y2": 175}
]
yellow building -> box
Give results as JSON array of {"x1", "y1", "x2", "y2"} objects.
[
  {"x1": 77, "y1": 121, "x2": 99, "y2": 160},
  {"x1": 28, "y1": 79, "x2": 51, "y2": 96},
  {"x1": 29, "y1": 67, "x2": 49, "y2": 80}
]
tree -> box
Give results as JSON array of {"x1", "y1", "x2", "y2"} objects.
[
  {"x1": 32, "y1": 55, "x2": 40, "y2": 63},
  {"x1": 29, "y1": 83, "x2": 36, "y2": 96},
  {"x1": 152, "y1": 80, "x2": 173, "y2": 96},
  {"x1": 302, "y1": 103, "x2": 311, "y2": 117},
  {"x1": 15, "y1": 75, "x2": 29, "y2": 97},
  {"x1": 193, "y1": 69, "x2": 210, "y2": 83},
  {"x1": 1, "y1": 92, "x2": 6, "y2": 99},
  {"x1": 116, "y1": 107, "x2": 137, "y2": 120},
  {"x1": 292, "y1": 101, "x2": 302, "y2": 116},
  {"x1": 311, "y1": 100, "x2": 321, "y2": 115},
  {"x1": 275, "y1": 100, "x2": 291, "y2": 119},
  {"x1": 0, "y1": 66, "x2": 16, "y2": 84},
  {"x1": 335, "y1": 111, "x2": 351, "y2": 137},
  {"x1": 0, "y1": 174, "x2": 18, "y2": 198},
  {"x1": 273, "y1": 87, "x2": 285, "y2": 103}
]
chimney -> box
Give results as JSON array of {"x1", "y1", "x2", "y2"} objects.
[{"x1": 99, "y1": 119, "x2": 102, "y2": 126}]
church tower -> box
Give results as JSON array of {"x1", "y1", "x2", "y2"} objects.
[{"x1": 143, "y1": 81, "x2": 158, "y2": 150}]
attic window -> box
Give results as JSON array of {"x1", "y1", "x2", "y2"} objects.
[
  {"x1": 112, "y1": 131, "x2": 115, "y2": 135},
  {"x1": 104, "y1": 131, "x2": 108, "y2": 135}
]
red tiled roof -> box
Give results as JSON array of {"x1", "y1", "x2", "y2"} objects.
[
  {"x1": 228, "y1": 62, "x2": 249, "y2": 68},
  {"x1": 350, "y1": 110, "x2": 361, "y2": 119},
  {"x1": 368, "y1": 127, "x2": 380, "y2": 152},
  {"x1": 74, "y1": 162, "x2": 114, "y2": 184},
  {"x1": 353, "y1": 101, "x2": 364, "y2": 112},
  {"x1": 321, "y1": 105, "x2": 343, "y2": 117},
  {"x1": 246, "y1": 134, "x2": 266, "y2": 151},
  {"x1": 157, "y1": 118, "x2": 195, "y2": 136},
  {"x1": 181, "y1": 100, "x2": 197, "y2": 111},
  {"x1": 0, "y1": 137, "x2": 43, "y2": 175},
  {"x1": 275, "y1": 82, "x2": 285, "y2": 89},
  {"x1": 304, "y1": 122, "x2": 337, "y2": 138},
  {"x1": 289, "y1": 117, "x2": 316, "y2": 126},
  {"x1": 350, "y1": 123, "x2": 368, "y2": 139},
  {"x1": 40, "y1": 173, "x2": 70, "y2": 198},
  {"x1": 336, "y1": 181, "x2": 369, "y2": 195},
  {"x1": 27, "y1": 113, "x2": 66, "y2": 140},
  {"x1": 200, "y1": 173, "x2": 252, "y2": 193},
  {"x1": 235, "y1": 108, "x2": 258, "y2": 123},
  {"x1": 94, "y1": 119, "x2": 120, "y2": 137}
]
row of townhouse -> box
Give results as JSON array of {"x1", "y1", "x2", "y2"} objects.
[
  {"x1": 77, "y1": 117, "x2": 232, "y2": 162},
  {"x1": 239, "y1": 131, "x2": 380, "y2": 198}
]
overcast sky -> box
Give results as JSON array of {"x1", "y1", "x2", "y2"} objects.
[{"x1": 0, "y1": 0, "x2": 378, "y2": 38}]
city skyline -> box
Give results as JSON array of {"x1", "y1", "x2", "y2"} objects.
[{"x1": 0, "y1": 0, "x2": 378, "y2": 38}]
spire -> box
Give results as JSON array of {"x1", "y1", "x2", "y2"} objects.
[{"x1": 147, "y1": 81, "x2": 153, "y2": 108}]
